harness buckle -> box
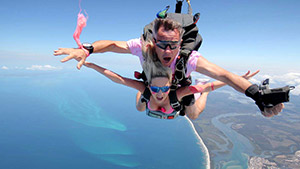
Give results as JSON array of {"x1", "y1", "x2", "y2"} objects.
[
  {"x1": 171, "y1": 102, "x2": 181, "y2": 109},
  {"x1": 141, "y1": 95, "x2": 149, "y2": 103}
]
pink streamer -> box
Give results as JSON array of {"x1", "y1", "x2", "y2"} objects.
[{"x1": 73, "y1": 0, "x2": 88, "y2": 49}]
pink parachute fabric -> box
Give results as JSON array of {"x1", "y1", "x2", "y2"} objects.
[{"x1": 73, "y1": 0, "x2": 89, "y2": 55}]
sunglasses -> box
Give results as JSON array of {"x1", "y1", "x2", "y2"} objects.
[
  {"x1": 150, "y1": 86, "x2": 170, "y2": 93},
  {"x1": 154, "y1": 38, "x2": 180, "y2": 50}
]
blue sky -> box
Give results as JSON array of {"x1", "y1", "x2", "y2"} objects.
[{"x1": 1, "y1": 0, "x2": 300, "y2": 75}]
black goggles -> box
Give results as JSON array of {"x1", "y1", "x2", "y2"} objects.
[{"x1": 154, "y1": 38, "x2": 180, "y2": 50}]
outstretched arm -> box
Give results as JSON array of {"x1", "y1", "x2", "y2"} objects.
[
  {"x1": 177, "y1": 70, "x2": 260, "y2": 100},
  {"x1": 203, "y1": 70, "x2": 259, "y2": 93},
  {"x1": 84, "y1": 62, "x2": 145, "y2": 93},
  {"x1": 92, "y1": 40, "x2": 130, "y2": 54},
  {"x1": 54, "y1": 40, "x2": 131, "y2": 69},
  {"x1": 195, "y1": 56, "x2": 284, "y2": 116},
  {"x1": 196, "y1": 56, "x2": 252, "y2": 93}
]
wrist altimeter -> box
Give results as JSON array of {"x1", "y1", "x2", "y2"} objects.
[{"x1": 82, "y1": 43, "x2": 94, "y2": 55}]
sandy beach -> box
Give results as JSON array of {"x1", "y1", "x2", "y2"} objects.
[{"x1": 185, "y1": 116, "x2": 211, "y2": 169}]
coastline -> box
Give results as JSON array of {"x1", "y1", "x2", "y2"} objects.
[{"x1": 185, "y1": 116, "x2": 211, "y2": 169}]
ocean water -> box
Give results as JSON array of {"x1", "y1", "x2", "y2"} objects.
[{"x1": 0, "y1": 70, "x2": 208, "y2": 169}]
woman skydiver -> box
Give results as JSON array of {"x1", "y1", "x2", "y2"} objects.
[{"x1": 77, "y1": 38, "x2": 259, "y2": 120}]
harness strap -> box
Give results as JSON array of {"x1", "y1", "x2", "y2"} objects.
[
  {"x1": 141, "y1": 87, "x2": 151, "y2": 103},
  {"x1": 138, "y1": 50, "x2": 194, "y2": 116},
  {"x1": 179, "y1": 49, "x2": 191, "y2": 63},
  {"x1": 173, "y1": 49, "x2": 193, "y2": 87},
  {"x1": 169, "y1": 90, "x2": 183, "y2": 112}
]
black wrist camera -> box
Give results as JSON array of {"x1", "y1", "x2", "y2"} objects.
[{"x1": 258, "y1": 79, "x2": 295, "y2": 108}]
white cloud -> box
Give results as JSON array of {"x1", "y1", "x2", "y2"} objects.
[
  {"x1": 253, "y1": 72, "x2": 300, "y2": 96},
  {"x1": 191, "y1": 71, "x2": 300, "y2": 96},
  {"x1": 291, "y1": 85, "x2": 300, "y2": 96},
  {"x1": 1, "y1": 66, "x2": 9, "y2": 70},
  {"x1": 26, "y1": 65, "x2": 62, "y2": 71},
  {"x1": 274, "y1": 72, "x2": 300, "y2": 86}
]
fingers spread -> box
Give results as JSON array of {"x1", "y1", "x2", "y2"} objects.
[
  {"x1": 77, "y1": 58, "x2": 86, "y2": 70},
  {"x1": 53, "y1": 49, "x2": 62, "y2": 56},
  {"x1": 249, "y1": 70, "x2": 260, "y2": 78},
  {"x1": 61, "y1": 54, "x2": 74, "y2": 63},
  {"x1": 54, "y1": 48, "x2": 73, "y2": 56}
]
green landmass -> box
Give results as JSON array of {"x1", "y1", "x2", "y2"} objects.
[{"x1": 191, "y1": 89, "x2": 300, "y2": 168}]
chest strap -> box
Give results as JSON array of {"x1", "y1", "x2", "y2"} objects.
[{"x1": 168, "y1": 90, "x2": 183, "y2": 112}]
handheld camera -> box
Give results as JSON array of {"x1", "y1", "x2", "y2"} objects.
[{"x1": 259, "y1": 79, "x2": 295, "y2": 108}]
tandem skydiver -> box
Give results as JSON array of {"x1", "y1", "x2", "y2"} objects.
[
  {"x1": 73, "y1": 37, "x2": 259, "y2": 120},
  {"x1": 54, "y1": 0, "x2": 286, "y2": 119}
]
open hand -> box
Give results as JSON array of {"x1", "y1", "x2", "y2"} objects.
[{"x1": 53, "y1": 48, "x2": 87, "y2": 70}]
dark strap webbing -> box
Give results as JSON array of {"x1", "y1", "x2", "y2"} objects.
[
  {"x1": 169, "y1": 90, "x2": 183, "y2": 112},
  {"x1": 173, "y1": 50, "x2": 192, "y2": 87},
  {"x1": 175, "y1": 1, "x2": 183, "y2": 13},
  {"x1": 141, "y1": 87, "x2": 151, "y2": 103}
]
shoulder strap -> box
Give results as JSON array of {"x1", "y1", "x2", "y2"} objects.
[
  {"x1": 141, "y1": 87, "x2": 151, "y2": 103},
  {"x1": 179, "y1": 49, "x2": 192, "y2": 63},
  {"x1": 168, "y1": 90, "x2": 183, "y2": 112},
  {"x1": 173, "y1": 49, "x2": 192, "y2": 87}
]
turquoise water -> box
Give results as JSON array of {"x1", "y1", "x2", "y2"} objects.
[
  {"x1": 0, "y1": 70, "x2": 207, "y2": 169},
  {"x1": 211, "y1": 113, "x2": 255, "y2": 169}
]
